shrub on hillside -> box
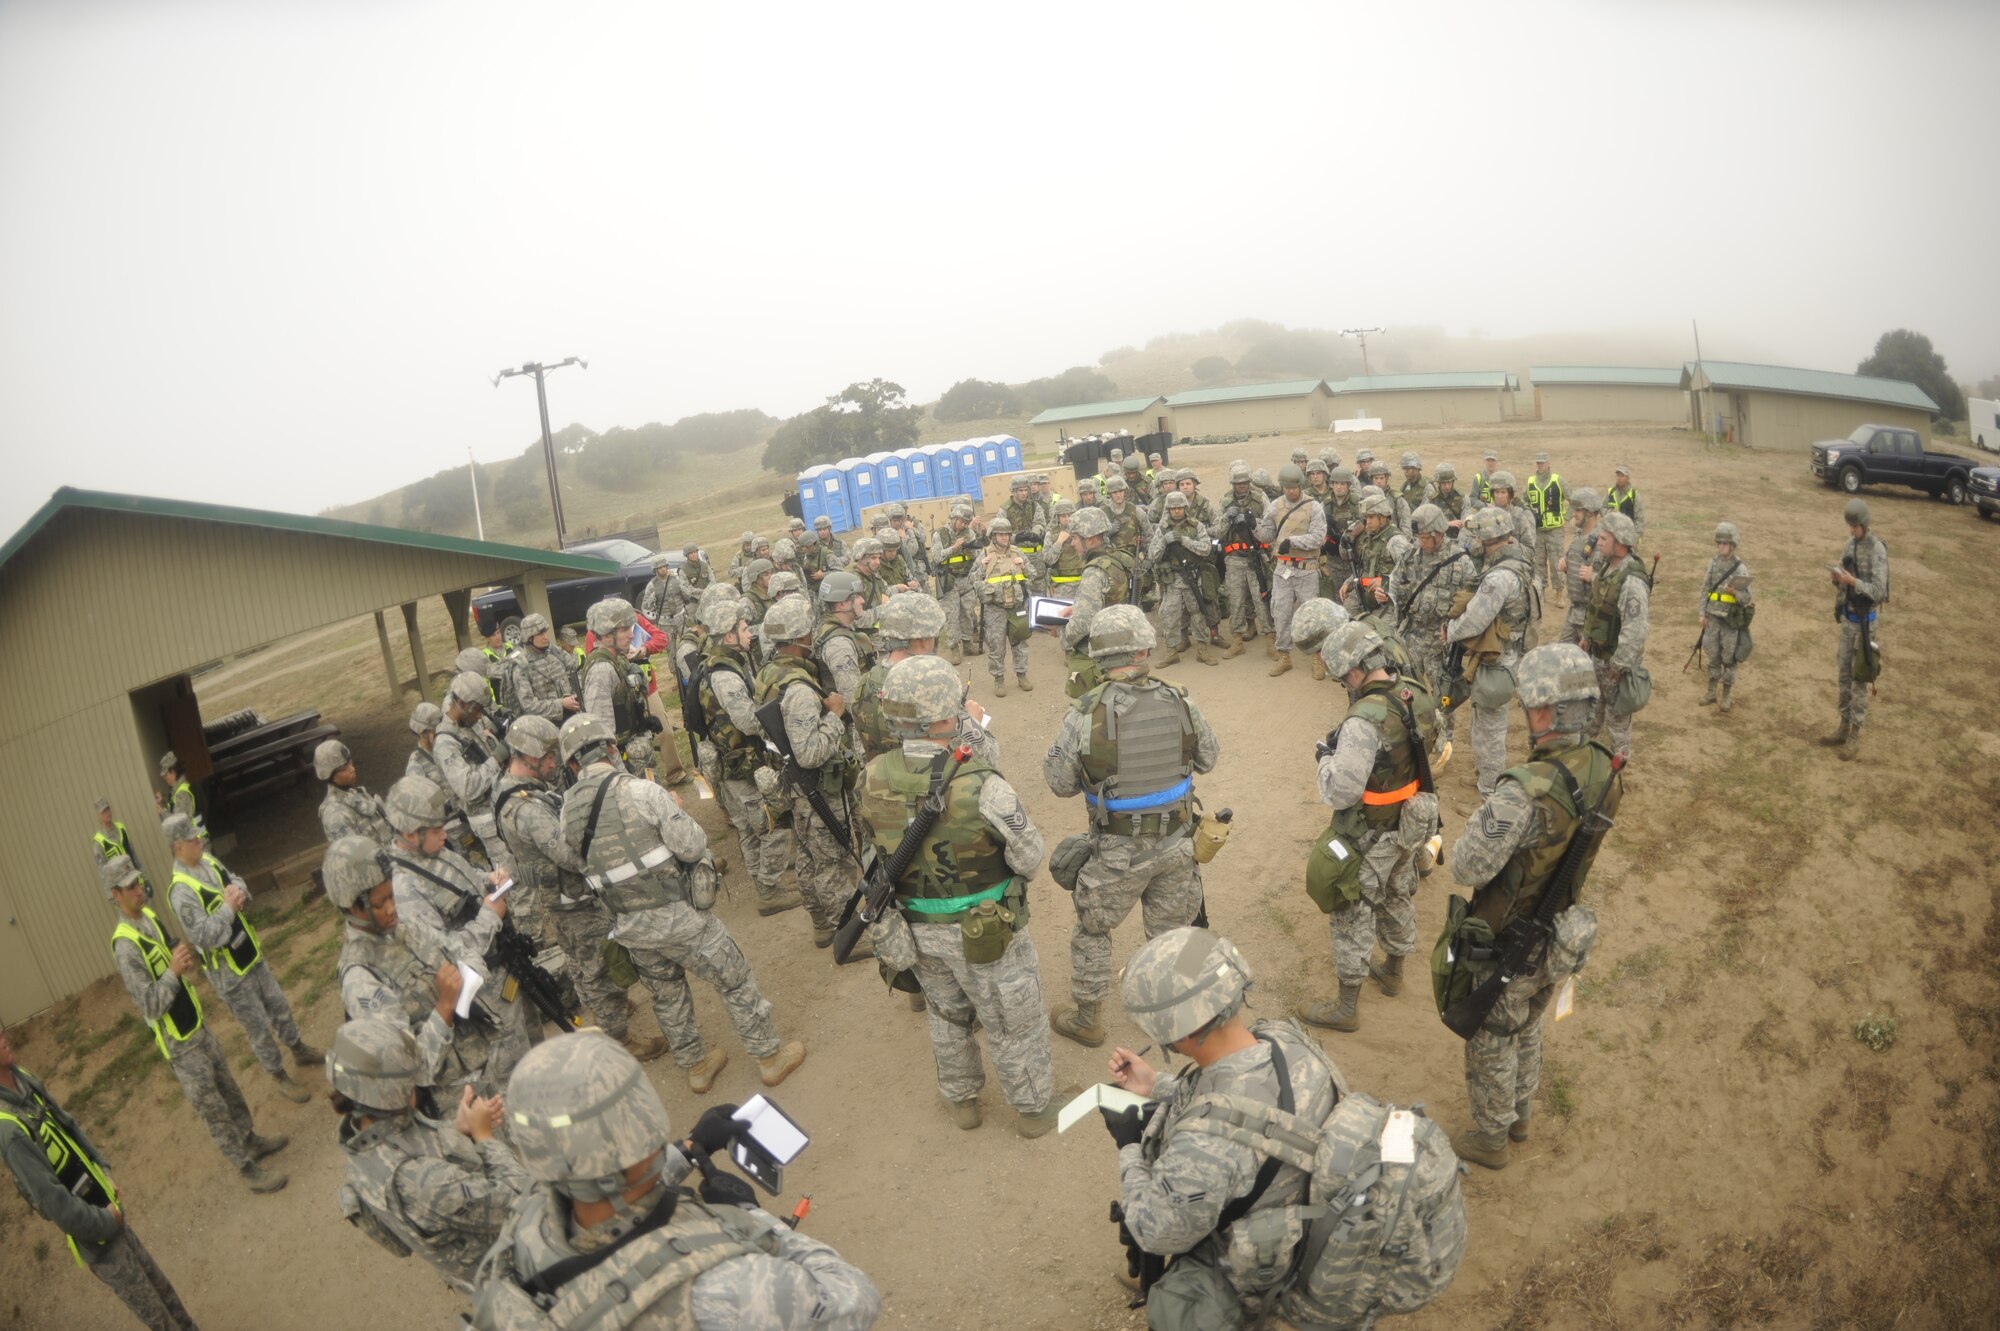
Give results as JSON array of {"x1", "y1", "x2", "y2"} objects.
[
  {"x1": 935, "y1": 378, "x2": 1023, "y2": 422},
  {"x1": 1191, "y1": 355, "x2": 1231, "y2": 382}
]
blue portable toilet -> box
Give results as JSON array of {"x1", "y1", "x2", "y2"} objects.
[
  {"x1": 871, "y1": 451, "x2": 907, "y2": 504},
  {"x1": 897, "y1": 446, "x2": 934, "y2": 499},
  {"x1": 954, "y1": 441, "x2": 982, "y2": 494},
  {"x1": 844, "y1": 455, "x2": 882, "y2": 519},
  {"x1": 998, "y1": 435, "x2": 1023, "y2": 472},
  {"x1": 977, "y1": 436, "x2": 1005, "y2": 478},
  {"x1": 926, "y1": 443, "x2": 958, "y2": 499},
  {"x1": 798, "y1": 464, "x2": 854, "y2": 532}
]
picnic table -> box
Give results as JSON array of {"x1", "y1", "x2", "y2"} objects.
[{"x1": 208, "y1": 710, "x2": 339, "y2": 813}]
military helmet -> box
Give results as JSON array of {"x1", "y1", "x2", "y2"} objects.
[
  {"x1": 1320, "y1": 620, "x2": 1387, "y2": 678},
  {"x1": 684, "y1": 538, "x2": 704, "y2": 554},
  {"x1": 752, "y1": 535, "x2": 773, "y2": 552},
  {"x1": 880, "y1": 655, "x2": 964, "y2": 733},
  {"x1": 850, "y1": 537, "x2": 882, "y2": 559},
  {"x1": 819, "y1": 569, "x2": 864, "y2": 604},
  {"x1": 1278, "y1": 463, "x2": 1305, "y2": 487},
  {"x1": 507, "y1": 714, "x2": 562, "y2": 761},
  {"x1": 762, "y1": 594, "x2": 816, "y2": 643},
  {"x1": 447, "y1": 670, "x2": 489, "y2": 706},
  {"x1": 1329, "y1": 466, "x2": 1355, "y2": 485},
  {"x1": 1843, "y1": 498, "x2": 1869, "y2": 527},
  {"x1": 384, "y1": 775, "x2": 449, "y2": 834},
  {"x1": 313, "y1": 739, "x2": 353, "y2": 781},
  {"x1": 698, "y1": 594, "x2": 747, "y2": 636},
  {"x1": 1487, "y1": 469, "x2": 1518, "y2": 493},
  {"x1": 1070, "y1": 506, "x2": 1113, "y2": 539},
  {"x1": 1250, "y1": 467, "x2": 1275, "y2": 490},
  {"x1": 1077, "y1": 477, "x2": 1099, "y2": 494},
  {"x1": 742, "y1": 557, "x2": 774, "y2": 582},
  {"x1": 558, "y1": 713, "x2": 618, "y2": 765},
  {"x1": 739, "y1": 529, "x2": 756, "y2": 544},
  {"x1": 1304, "y1": 457, "x2": 1329, "y2": 477},
  {"x1": 322, "y1": 835, "x2": 389, "y2": 910},
  {"x1": 874, "y1": 591, "x2": 946, "y2": 644},
  {"x1": 772, "y1": 538, "x2": 797, "y2": 563},
  {"x1": 1121, "y1": 927, "x2": 1254, "y2": 1046},
  {"x1": 1290, "y1": 448, "x2": 1310, "y2": 464},
  {"x1": 1122, "y1": 455, "x2": 1143, "y2": 472},
  {"x1": 1354, "y1": 449, "x2": 1376, "y2": 466},
  {"x1": 647, "y1": 552, "x2": 671, "y2": 571},
  {"x1": 585, "y1": 597, "x2": 635, "y2": 636},
  {"x1": 1598, "y1": 511, "x2": 1639, "y2": 549},
  {"x1": 1360, "y1": 493, "x2": 1395, "y2": 519},
  {"x1": 1465, "y1": 506, "x2": 1514, "y2": 542},
  {"x1": 950, "y1": 503, "x2": 974, "y2": 521},
  {"x1": 1571, "y1": 486, "x2": 1604, "y2": 514},
  {"x1": 885, "y1": 503, "x2": 907, "y2": 519},
  {"x1": 1105, "y1": 476, "x2": 1128, "y2": 494},
  {"x1": 797, "y1": 528, "x2": 819, "y2": 547},
  {"x1": 1228, "y1": 462, "x2": 1251, "y2": 483},
  {"x1": 455, "y1": 647, "x2": 490, "y2": 676},
  {"x1": 1164, "y1": 491, "x2": 1189, "y2": 509},
  {"x1": 1288, "y1": 597, "x2": 1349, "y2": 652},
  {"x1": 1435, "y1": 462, "x2": 1457, "y2": 481},
  {"x1": 766, "y1": 571, "x2": 803, "y2": 598},
  {"x1": 1366, "y1": 460, "x2": 1391, "y2": 479},
  {"x1": 1400, "y1": 451, "x2": 1421, "y2": 469},
  {"x1": 519, "y1": 612, "x2": 552, "y2": 640},
  {"x1": 813, "y1": 515, "x2": 833, "y2": 529},
  {"x1": 160, "y1": 812, "x2": 200, "y2": 844},
  {"x1": 788, "y1": 516, "x2": 806, "y2": 531},
  {"x1": 1514, "y1": 643, "x2": 1600, "y2": 708},
  {"x1": 99, "y1": 854, "x2": 140, "y2": 899},
  {"x1": 1714, "y1": 521, "x2": 1740, "y2": 545},
  {"x1": 1410, "y1": 503, "x2": 1448, "y2": 535},
  {"x1": 988, "y1": 515, "x2": 1013, "y2": 534},
  {"x1": 1052, "y1": 499, "x2": 1077, "y2": 517},
  {"x1": 328, "y1": 1018, "x2": 422, "y2": 1115},
  {"x1": 1011, "y1": 474, "x2": 1031, "y2": 489},
  {"x1": 408, "y1": 701, "x2": 442, "y2": 735},
  {"x1": 1087, "y1": 603, "x2": 1156, "y2": 659},
  {"x1": 508, "y1": 1032, "x2": 674, "y2": 1197}
]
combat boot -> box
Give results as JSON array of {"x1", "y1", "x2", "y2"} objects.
[
  {"x1": 270, "y1": 1071, "x2": 311, "y2": 1105},
  {"x1": 1016, "y1": 673, "x2": 1033, "y2": 692},
  {"x1": 1818, "y1": 720, "x2": 1850, "y2": 748},
  {"x1": 1309, "y1": 652, "x2": 1327, "y2": 681},
  {"x1": 757, "y1": 1040, "x2": 807, "y2": 1087},
  {"x1": 812, "y1": 924, "x2": 836, "y2": 948},
  {"x1": 1453, "y1": 1127, "x2": 1511, "y2": 1170},
  {"x1": 247, "y1": 1132, "x2": 290, "y2": 1159},
  {"x1": 993, "y1": 675, "x2": 1007, "y2": 698},
  {"x1": 1719, "y1": 684, "x2": 1733, "y2": 714},
  {"x1": 947, "y1": 1098, "x2": 982, "y2": 1131},
  {"x1": 1265, "y1": 637, "x2": 1281, "y2": 661},
  {"x1": 1839, "y1": 730, "x2": 1863, "y2": 763},
  {"x1": 620, "y1": 1032, "x2": 670, "y2": 1063},
  {"x1": 1192, "y1": 642, "x2": 1216, "y2": 666},
  {"x1": 240, "y1": 1163, "x2": 288, "y2": 1194},
  {"x1": 686, "y1": 1048, "x2": 729, "y2": 1094},
  {"x1": 756, "y1": 887, "x2": 803, "y2": 916},
  {"x1": 1220, "y1": 628, "x2": 1246, "y2": 660},
  {"x1": 1015, "y1": 1104, "x2": 1061, "y2": 1139},
  {"x1": 1049, "y1": 1002, "x2": 1106, "y2": 1048},
  {"x1": 287, "y1": 1039, "x2": 323, "y2": 1067},
  {"x1": 1510, "y1": 1104, "x2": 1533, "y2": 1142},
  {"x1": 1700, "y1": 679, "x2": 1717, "y2": 706},
  {"x1": 1368, "y1": 953, "x2": 1405, "y2": 997},
  {"x1": 1268, "y1": 651, "x2": 1293, "y2": 678},
  {"x1": 1297, "y1": 983, "x2": 1361, "y2": 1033},
  {"x1": 1156, "y1": 648, "x2": 1182, "y2": 667}
]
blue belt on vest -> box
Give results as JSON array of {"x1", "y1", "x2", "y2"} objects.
[
  {"x1": 1844, "y1": 610, "x2": 1876, "y2": 624},
  {"x1": 1085, "y1": 776, "x2": 1192, "y2": 812}
]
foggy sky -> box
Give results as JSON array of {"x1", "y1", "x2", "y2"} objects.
[{"x1": 2, "y1": 0, "x2": 1995, "y2": 537}]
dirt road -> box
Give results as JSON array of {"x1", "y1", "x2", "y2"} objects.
[{"x1": 6, "y1": 424, "x2": 1996, "y2": 1329}]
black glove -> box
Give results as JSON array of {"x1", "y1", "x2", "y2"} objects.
[
  {"x1": 644, "y1": 715, "x2": 665, "y2": 735},
  {"x1": 1101, "y1": 1105, "x2": 1145, "y2": 1150},
  {"x1": 1314, "y1": 729, "x2": 1338, "y2": 761},
  {"x1": 698, "y1": 1168, "x2": 757, "y2": 1208},
  {"x1": 687, "y1": 1104, "x2": 742, "y2": 1156},
  {"x1": 1276, "y1": 539, "x2": 1292, "y2": 555}
]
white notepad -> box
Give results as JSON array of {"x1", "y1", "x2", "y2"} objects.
[{"x1": 1057, "y1": 1083, "x2": 1153, "y2": 1134}]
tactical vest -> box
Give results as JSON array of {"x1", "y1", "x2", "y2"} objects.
[
  {"x1": 474, "y1": 1190, "x2": 773, "y2": 1331},
  {"x1": 340, "y1": 1114, "x2": 496, "y2": 1287},
  {"x1": 560, "y1": 767, "x2": 688, "y2": 914},
  {"x1": 1434, "y1": 487, "x2": 1465, "y2": 519},
  {"x1": 1220, "y1": 500, "x2": 1263, "y2": 557},
  {"x1": 1347, "y1": 680, "x2": 1427, "y2": 831},
  {"x1": 1076, "y1": 678, "x2": 1197, "y2": 835},
  {"x1": 859, "y1": 753, "x2": 1012, "y2": 911},
  {"x1": 937, "y1": 531, "x2": 979, "y2": 579},
  {"x1": 111, "y1": 911, "x2": 203, "y2": 1057},
  {"x1": 1400, "y1": 478, "x2": 1430, "y2": 511},
  {"x1": 981, "y1": 550, "x2": 1029, "y2": 607},
  {"x1": 1607, "y1": 485, "x2": 1638, "y2": 520},
  {"x1": 175, "y1": 857, "x2": 261, "y2": 975},
  {"x1": 852, "y1": 660, "x2": 896, "y2": 761},
  {"x1": 1109, "y1": 504, "x2": 1144, "y2": 554},
  {"x1": 338, "y1": 925, "x2": 495, "y2": 1080},
  {"x1": 1524, "y1": 474, "x2": 1565, "y2": 530},
  {"x1": 495, "y1": 778, "x2": 565, "y2": 894},
  {"x1": 696, "y1": 649, "x2": 763, "y2": 780},
  {"x1": 1481, "y1": 547, "x2": 1536, "y2": 651},
  {"x1": 1582, "y1": 556, "x2": 1642, "y2": 656},
  {"x1": 1471, "y1": 742, "x2": 1622, "y2": 931},
  {"x1": 1471, "y1": 472, "x2": 1494, "y2": 505},
  {"x1": 1354, "y1": 524, "x2": 1397, "y2": 585},
  {"x1": 1087, "y1": 547, "x2": 1133, "y2": 606},
  {"x1": 93, "y1": 823, "x2": 132, "y2": 863},
  {"x1": 814, "y1": 618, "x2": 877, "y2": 676},
  {"x1": 877, "y1": 550, "x2": 911, "y2": 586},
  {"x1": 581, "y1": 648, "x2": 643, "y2": 739},
  {"x1": 753, "y1": 653, "x2": 855, "y2": 795},
  {"x1": 1048, "y1": 534, "x2": 1084, "y2": 583},
  {"x1": 1004, "y1": 500, "x2": 1045, "y2": 552},
  {"x1": 0, "y1": 1072, "x2": 116, "y2": 1267}
]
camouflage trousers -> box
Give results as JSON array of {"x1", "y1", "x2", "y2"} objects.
[
  {"x1": 1701, "y1": 615, "x2": 1744, "y2": 686},
  {"x1": 1837, "y1": 619, "x2": 1875, "y2": 730},
  {"x1": 909, "y1": 920, "x2": 1054, "y2": 1113},
  {"x1": 209, "y1": 961, "x2": 303, "y2": 1078},
  {"x1": 718, "y1": 775, "x2": 793, "y2": 903},
  {"x1": 786, "y1": 790, "x2": 859, "y2": 932},
  {"x1": 1157, "y1": 579, "x2": 1214, "y2": 650},
  {"x1": 1559, "y1": 608, "x2": 1587, "y2": 648},
  {"x1": 464, "y1": 987, "x2": 533, "y2": 1100},
  {"x1": 1222, "y1": 555, "x2": 1272, "y2": 638},
  {"x1": 1269, "y1": 568, "x2": 1316, "y2": 652},
  {"x1": 164, "y1": 1027, "x2": 256, "y2": 1171},
  {"x1": 1533, "y1": 534, "x2": 1562, "y2": 601},
  {"x1": 1412, "y1": 640, "x2": 1457, "y2": 746},
  {"x1": 1329, "y1": 810, "x2": 1434, "y2": 985},
  {"x1": 982, "y1": 605, "x2": 1029, "y2": 679},
  {"x1": 1470, "y1": 701, "x2": 1510, "y2": 798},
  {"x1": 90, "y1": 1228, "x2": 200, "y2": 1331},
  {"x1": 939, "y1": 579, "x2": 981, "y2": 650},
  {"x1": 611, "y1": 901, "x2": 780, "y2": 1066},
  {"x1": 549, "y1": 899, "x2": 630, "y2": 1038},
  {"x1": 1465, "y1": 904, "x2": 1596, "y2": 1136},
  {"x1": 1068, "y1": 835, "x2": 1205, "y2": 1007},
  {"x1": 1590, "y1": 658, "x2": 1635, "y2": 761}
]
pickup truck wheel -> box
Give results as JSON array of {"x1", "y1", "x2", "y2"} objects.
[
  {"x1": 1945, "y1": 477, "x2": 1967, "y2": 505},
  {"x1": 1839, "y1": 464, "x2": 1863, "y2": 494}
]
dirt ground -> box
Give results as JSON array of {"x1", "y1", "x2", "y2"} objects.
[{"x1": 7, "y1": 423, "x2": 1999, "y2": 1330}]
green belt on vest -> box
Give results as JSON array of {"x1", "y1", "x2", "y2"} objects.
[{"x1": 900, "y1": 877, "x2": 1012, "y2": 922}]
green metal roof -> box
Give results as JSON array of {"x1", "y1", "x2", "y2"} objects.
[
  {"x1": 0, "y1": 487, "x2": 620, "y2": 577},
  {"x1": 1027, "y1": 396, "x2": 1167, "y2": 426},
  {"x1": 1530, "y1": 366, "x2": 1683, "y2": 388},
  {"x1": 1680, "y1": 361, "x2": 1938, "y2": 413},
  {"x1": 1164, "y1": 379, "x2": 1330, "y2": 406},
  {"x1": 1328, "y1": 372, "x2": 1512, "y2": 394}
]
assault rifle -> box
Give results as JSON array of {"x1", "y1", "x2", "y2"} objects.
[
  {"x1": 1168, "y1": 551, "x2": 1223, "y2": 635},
  {"x1": 1436, "y1": 641, "x2": 1469, "y2": 715},
  {"x1": 829, "y1": 741, "x2": 974, "y2": 964},
  {"x1": 1838, "y1": 553, "x2": 1879, "y2": 687},
  {"x1": 1442, "y1": 753, "x2": 1622, "y2": 1040},
  {"x1": 754, "y1": 694, "x2": 856, "y2": 850},
  {"x1": 1224, "y1": 510, "x2": 1271, "y2": 605},
  {"x1": 398, "y1": 856, "x2": 582, "y2": 1032}
]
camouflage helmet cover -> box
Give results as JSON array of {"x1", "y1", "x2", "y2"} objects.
[
  {"x1": 1487, "y1": 470, "x2": 1518, "y2": 493},
  {"x1": 1410, "y1": 503, "x2": 1448, "y2": 535},
  {"x1": 447, "y1": 670, "x2": 489, "y2": 706},
  {"x1": 647, "y1": 552, "x2": 671, "y2": 570},
  {"x1": 1464, "y1": 505, "x2": 1514, "y2": 541},
  {"x1": 585, "y1": 597, "x2": 635, "y2": 636},
  {"x1": 1360, "y1": 493, "x2": 1395, "y2": 519},
  {"x1": 408, "y1": 701, "x2": 443, "y2": 735},
  {"x1": 1570, "y1": 486, "x2": 1604, "y2": 514},
  {"x1": 313, "y1": 739, "x2": 353, "y2": 780},
  {"x1": 698, "y1": 595, "x2": 747, "y2": 635},
  {"x1": 950, "y1": 503, "x2": 974, "y2": 520},
  {"x1": 1228, "y1": 462, "x2": 1251, "y2": 483},
  {"x1": 558, "y1": 713, "x2": 618, "y2": 765},
  {"x1": 874, "y1": 591, "x2": 946, "y2": 642},
  {"x1": 454, "y1": 647, "x2": 489, "y2": 676},
  {"x1": 1250, "y1": 468, "x2": 1274, "y2": 489},
  {"x1": 1319, "y1": 620, "x2": 1386, "y2": 678},
  {"x1": 761, "y1": 594, "x2": 816, "y2": 642},
  {"x1": 322, "y1": 835, "x2": 389, "y2": 910},
  {"x1": 519, "y1": 612, "x2": 552, "y2": 639},
  {"x1": 1287, "y1": 597, "x2": 1348, "y2": 652},
  {"x1": 772, "y1": 538, "x2": 797, "y2": 562},
  {"x1": 384, "y1": 774, "x2": 449, "y2": 833},
  {"x1": 1163, "y1": 490, "x2": 1189, "y2": 509},
  {"x1": 819, "y1": 569, "x2": 864, "y2": 604},
  {"x1": 507, "y1": 1032, "x2": 674, "y2": 1194},
  {"x1": 1052, "y1": 500, "x2": 1077, "y2": 516},
  {"x1": 1070, "y1": 506, "x2": 1113, "y2": 539},
  {"x1": 880, "y1": 654, "x2": 965, "y2": 731},
  {"x1": 506, "y1": 714, "x2": 562, "y2": 761},
  {"x1": 1714, "y1": 521, "x2": 1740, "y2": 544},
  {"x1": 1514, "y1": 642, "x2": 1600, "y2": 709},
  {"x1": 1843, "y1": 498, "x2": 1869, "y2": 526},
  {"x1": 328, "y1": 1017, "x2": 423, "y2": 1115},
  {"x1": 885, "y1": 503, "x2": 907, "y2": 519},
  {"x1": 1400, "y1": 451, "x2": 1421, "y2": 469},
  {"x1": 987, "y1": 516, "x2": 1013, "y2": 533},
  {"x1": 766, "y1": 571, "x2": 803, "y2": 598},
  {"x1": 1435, "y1": 461, "x2": 1457, "y2": 481},
  {"x1": 1290, "y1": 448, "x2": 1309, "y2": 463},
  {"x1": 1011, "y1": 473, "x2": 1031, "y2": 488},
  {"x1": 850, "y1": 537, "x2": 882, "y2": 559},
  {"x1": 1598, "y1": 511, "x2": 1639, "y2": 548},
  {"x1": 1120, "y1": 927, "x2": 1254, "y2": 1046},
  {"x1": 1086, "y1": 603, "x2": 1156, "y2": 659},
  {"x1": 1304, "y1": 456, "x2": 1329, "y2": 477},
  {"x1": 1105, "y1": 476, "x2": 1128, "y2": 494}
]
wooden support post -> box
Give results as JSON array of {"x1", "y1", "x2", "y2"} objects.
[
  {"x1": 444, "y1": 589, "x2": 474, "y2": 651},
  {"x1": 375, "y1": 610, "x2": 401, "y2": 703},
  {"x1": 402, "y1": 601, "x2": 432, "y2": 703},
  {"x1": 519, "y1": 569, "x2": 554, "y2": 625}
]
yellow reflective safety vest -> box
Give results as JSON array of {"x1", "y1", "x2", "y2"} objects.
[
  {"x1": 173, "y1": 857, "x2": 262, "y2": 976},
  {"x1": 92, "y1": 822, "x2": 133, "y2": 863},
  {"x1": 1524, "y1": 473, "x2": 1566, "y2": 531},
  {"x1": 110, "y1": 909, "x2": 203, "y2": 1057},
  {"x1": 0, "y1": 1069, "x2": 117, "y2": 1266}
]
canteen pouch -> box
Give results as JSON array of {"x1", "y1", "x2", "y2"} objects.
[
  {"x1": 685, "y1": 856, "x2": 721, "y2": 911},
  {"x1": 1144, "y1": 1256, "x2": 1248, "y2": 1331},
  {"x1": 601, "y1": 941, "x2": 639, "y2": 990},
  {"x1": 1005, "y1": 611, "x2": 1032, "y2": 645},
  {"x1": 870, "y1": 908, "x2": 921, "y2": 973},
  {"x1": 1190, "y1": 814, "x2": 1232, "y2": 865},
  {"x1": 1050, "y1": 834, "x2": 1094, "y2": 891},
  {"x1": 1470, "y1": 661, "x2": 1515, "y2": 710},
  {"x1": 1430, "y1": 894, "x2": 1499, "y2": 1020},
  {"x1": 1735, "y1": 624, "x2": 1754, "y2": 664},
  {"x1": 1305, "y1": 811, "x2": 1366, "y2": 913},
  {"x1": 1852, "y1": 637, "x2": 1882, "y2": 684},
  {"x1": 1725, "y1": 599, "x2": 1755, "y2": 633},
  {"x1": 1611, "y1": 663, "x2": 1652, "y2": 715},
  {"x1": 1066, "y1": 652, "x2": 1103, "y2": 699},
  {"x1": 960, "y1": 900, "x2": 1015, "y2": 965}
]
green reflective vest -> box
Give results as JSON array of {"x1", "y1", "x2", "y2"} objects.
[{"x1": 1524, "y1": 474, "x2": 1566, "y2": 530}]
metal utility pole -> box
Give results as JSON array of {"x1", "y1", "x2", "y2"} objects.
[
  {"x1": 1691, "y1": 319, "x2": 1711, "y2": 440},
  {"x1": 493, "y1": 357, "x2": 588, "y2": 548},
  {"x1": 467, "y1": 446, "x2": 485, "y2": 540},
  {"x1": 1341, "y1": 327, "x2": 1386, "y2": 376}
]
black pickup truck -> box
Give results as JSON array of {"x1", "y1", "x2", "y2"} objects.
[
  {"x1": 1810, "y1": 424, "x2": 1979, "y2": 505},
  {"x1": 472, "y1": 538, "x2": 681, "y2": 635}
]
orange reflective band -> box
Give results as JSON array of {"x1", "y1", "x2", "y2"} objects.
[{"x1": 1361, "y1": 779, "x2": 1419, "y2": 805}]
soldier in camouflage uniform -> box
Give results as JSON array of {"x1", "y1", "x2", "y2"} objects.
[
  {"x1": 770, "y1": 537, "x2": 799, "y2": 586},
  {"x1": 795, "y1": 528, "x2": 833, "y2": 595},
  {"x1": 509, "y1": 612, "x2": 581, "y2": 723},
  {"x1": 1259, "y1": 464, "x2": 1327, "y2": 676},
  {"x1": 1390, "y1": 503, "x2": 1477, "y2": 753},
  {"x1": 1339, "y1": 493, "x2": 1399, "y2": 631},
  {"x1": 690, "y1": 598, "x2": 800, "y2": 917},
  {"x1": 104, "y1": 857, "x2": 289, "y2": 1191},
  {"x1": 0, "y1": 1024, "x2": 204, "y2": 1331},
  {"x1": 1122, "y1": 453, "x2": 1154, "y2": 507},
  {"x1": 1484, "y1": 471, "x2": 1541, "y2": 598},
  {"x1": 639, "y1": 553, "x2": 686, "y2": 636},
  {"x1": 1823, "y1": 498, "x2": 1887, "y2": 762},
  {"x1": 813, "y1": 514, "x2": 850, "y2": 568},
  {"x1": 1365, "y1": 460, "x2": 1412, "y2": 533},
  {"x1": 848, "y1": 538, "x2": 892, "y2": 618},
  {"x1": 1522, "y1": 453, "x2": 1569, "y2": 598},
  {"x1": 814, "y1": 570, "x2": 876, "y2": 700},
  {"x1": 1298, "y1": 623, "x2": 1441, "y2": 1033},
  {"x1": 1151, "y1": 491, "x2": 1221, "y2": 666},
  {"x1": 382, "y1": 775, "x2": 534, "y2": 1097},
  {"x1": 1076, "y1": 474, "x2": 1102, "y2": 512},
  {"x1": 1466, "y1": 449, "x2": 1500, "y2": 512},
  {"x1": 930, "y1": 504, "x2": 985, "y2": 664},
  {"x1": 559, "y1": 715, "x2": 807, "y2": 1093},
  {"x1": 1432, "y1": 461, "x2": 1468, "y2": 537},
  {"x1": 1318, "y1": 466, "x2": 1361, "y2": 603},
  {"x1": 1045, "y1": 606, "x2": 1220, "y2": 1049},
  {"x1": 470, "y1": 1032, "x2": 881, "y2": 1331},
  {"x1": 851, "y1": 592, "x2": 1000, "y2": 767},
  {"x1": 1446, "y1": 643, "x2": 1618, "y2": 1169},
  {"x1": 436, "y1": 671, "x2": 511, "y2": 868},
  {"x1": 1556, "y1": 488, "x2": 1606, "y2": 648},
  {"x1": 741, "y1": 558, "x2": 776, "y2": 623},
  {"x1": 328, "y1": 1017, "x2": 528, "y2": 1294},
  {"x1": 1605, "y1": 463, "x2": 1645, "y2": 538},
  {"x1": 1003, "y1": 473, "x2": 1052, "y2": 592},
  {"x1": 725, "y1": 530, "x2": 756, "y2": 587},
  {"x1": 887, "y1": 503, "x2": 932, "y2": 593},
  {"x1": 1102, "y1": 929, "x2": 1341, "y2": 1326},
  {"x1": 580, "y1": 598, "x2": 667, "y2": 778},
  {"x1": 860, "y1": 656, "x2": 1058, "y2": 1135},
  {"x1": 975, "y1": 517, "x2": 1034, "y2": 695},
  {"x1": 1176, "y1": 469, "x2": 1217, "y2": 530},
  {"x1": 154, "y1": 751, "x2": 205, "y2": 839},
  {"x1": 1697, "y1": 521, "x2": 1754, "y2": 712},
  {"x1": 1103, "y1": 475, "x2": 1152, "y2": 604},
  {"x1": 317, "y1": 739, "x2": 394, "y2": 845},
  {"x1": 1056, "y1": 506, "x2": 1134, "y2": 698},
  {"x1": 1578, "y1": 511, "x2": 1649, "y2": 763},
  {"x1": 1044, "y1": 501, "x2": 1085, "y2": 600},
  {"x1": 1399, "y1": 451, "x2": 1438, "y2": 518},
  {"x1": 1447, "y1": 506, "x2": 1536, "y2": 797}
]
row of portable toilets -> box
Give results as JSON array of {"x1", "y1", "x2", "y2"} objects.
[{"x1": 795, "y1": 436, "x2": 1024, "y2": 532}]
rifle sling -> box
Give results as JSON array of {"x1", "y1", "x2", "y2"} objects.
[
  {"x1": 576, "y1": 771, "x2": 620, "y2": 866},
  {"x1": 1395, "y1": 550, "x2": 1468, "y2": 628},
  {"x1": 1214, "y1": 1035, "x2": 1295, "y2": 1235}
]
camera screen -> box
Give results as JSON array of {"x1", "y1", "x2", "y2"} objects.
[{"x1": 731, "y1": 1095, "x2": 807, "y2": 1164}]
